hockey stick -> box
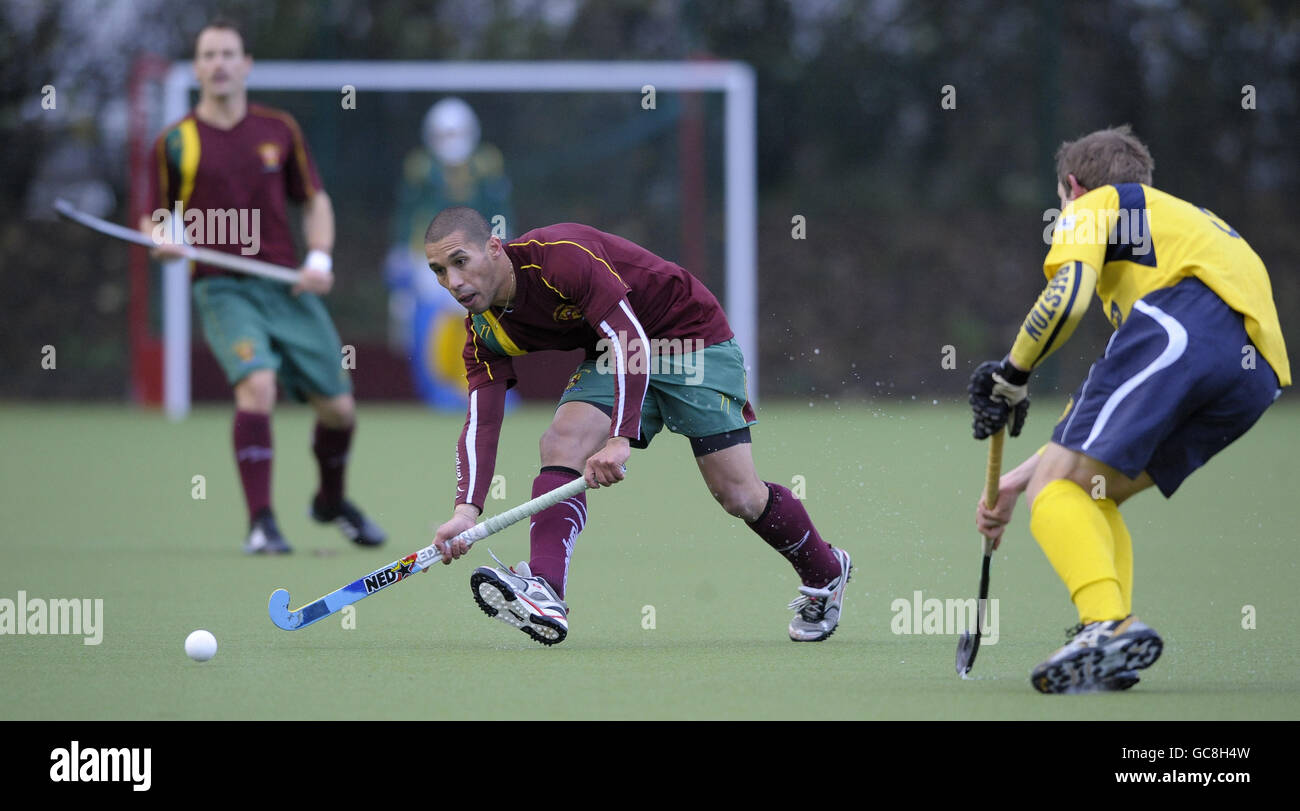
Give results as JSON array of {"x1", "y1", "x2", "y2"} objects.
[
  {"x1": 268, "y1": 476, "x2": 590, "y2": 630},
  {"x1": 955, "y1": 426, "x2": 1003, "y2": 676},
  {"x1": 54, "y1": 198, "x2": 301, "y2": 285}
]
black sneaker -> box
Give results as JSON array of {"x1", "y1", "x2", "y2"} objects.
[
  {"x1": 310, "y1": 497, "x2": 387, "y2": 547},
  {"x1": 244, "y1": 509, "x2": 292, "y2": 555}
]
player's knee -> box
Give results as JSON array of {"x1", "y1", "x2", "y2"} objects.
[
  {"x1": 538, "y1": 424, "x2": 587, "y2": 468},
  {"x1": 317, "y1": 395, "x2": 355, "y2": 428},
  {"x1": 1076, "y1": 468, "x2": 1150, "y2": 505},
  {"x1": 235, "y1": 371, "x2": 276, "y2": 412},
  {"x1": 1028, "y1": 445, "x2": 1086, "y2": 507},
  {"x1": 537, "y1": 426, "x2": 562, "y2": 461},
  {"x1": 711, "y1": 483, "x2": 766, "y2": 521}
]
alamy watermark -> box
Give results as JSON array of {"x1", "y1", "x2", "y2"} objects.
[
  {"x1": 890, "y1": 590, "x2": 998, "y2": 644},
  {"x1": 594, "y1": 334, "x2": 705, "y2": 385},
  {"x1": 150, "y1": 202, "x2": 261, "y2": 256},
  {"x1": 1043, "y1": 206, "x2": 1150, "y2": 256},
  {"x1": 0, "y1": 591, "x2": 103, "y2": 645},
  {"x1": 50, "y1": 741, "x2": 150, "y2": 791}
]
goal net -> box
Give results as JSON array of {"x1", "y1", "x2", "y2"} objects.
[{"x1": 128, "y1": 60, "x2": 756, "y2": 418}]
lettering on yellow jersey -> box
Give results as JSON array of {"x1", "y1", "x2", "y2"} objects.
[
  {"x1": 1022, "y1": 269, "x2": 1072, "y2": 341},
  {"x1": 1198, "y1": 207, "x2": 1240, "y2": 238}
]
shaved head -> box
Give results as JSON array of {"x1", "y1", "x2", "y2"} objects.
[
  {"x1": 425, "y1": 206, "x2": 491, "y2": 246},
  {"x1": 424, "y1": 207, "x2": 514, "y2": 314}
]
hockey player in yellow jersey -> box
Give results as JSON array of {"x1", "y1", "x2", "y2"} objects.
[{"x1": 967, "y1": 125, "x2": 1289, "y2": 693}]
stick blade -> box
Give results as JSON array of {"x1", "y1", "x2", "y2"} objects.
[
  {"x1": 267, "y1": 588, "x2": 300, "y2": 630},
  {"x1": 955, "y1": 629, "x2": 977, "y2": 676}
]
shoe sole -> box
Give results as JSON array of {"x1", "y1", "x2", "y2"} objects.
[
  {"x1": 1032, "y1": 629, "x2": 1163, "y2": 694},
  {"x1": 469, "y1": 570, "x2": 567, "y2": 647},
  {"x1": 789, "y1": 549, "x2": 852, "y2": 642},
  {"x1": 1102, "y1": 670, "x2": 1141, "y2": 691}
]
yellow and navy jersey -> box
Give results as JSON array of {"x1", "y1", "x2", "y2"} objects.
[{"x1": 1046, "y1": 183, "x2": 1290, "y2": 386}]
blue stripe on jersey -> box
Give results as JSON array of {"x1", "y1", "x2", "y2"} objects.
[{"x1": 1104, "y1": 183, "x2": 1157, "y2": 267}]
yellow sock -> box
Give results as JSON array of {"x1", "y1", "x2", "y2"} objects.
[
  {"x1": 1030, "y1": 479, "x2": 1125, "y2": 624},
  {"x1": 1096, "y1": 498, "x2": 1134, "y2": 616}
]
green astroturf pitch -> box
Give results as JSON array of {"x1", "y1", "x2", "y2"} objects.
[{"x1": 1, "y1": 401, "x2": 1298, "y2": 720}]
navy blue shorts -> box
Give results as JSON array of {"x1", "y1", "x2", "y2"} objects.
[{"x1": 1051, "y1": 278, "x2": 1281, "y2": 497}]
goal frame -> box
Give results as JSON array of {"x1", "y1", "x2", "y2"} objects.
[{"x1": 156, "y1": 60, "x2": 757, "y2": 418}]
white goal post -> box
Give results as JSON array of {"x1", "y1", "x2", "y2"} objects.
[{"x1": 159, "y1": 60, "x2": 757, "y2": 419}]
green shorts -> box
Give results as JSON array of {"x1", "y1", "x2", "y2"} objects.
[
  {"x1": 193, "y1": 276, "x2": 352, "y2": 401},
  {"x1": 559, "y1": 337, "x2": 757, "y2": 447}
]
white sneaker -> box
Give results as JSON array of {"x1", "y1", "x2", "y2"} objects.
[
  {"x1": 469, "y1": 553, "x2": 569, "y2": 646},
  {"x1": 788, "y1": 547, "x2": 852, "y2": 642},
  {"x1": 1031, "y1": 615, "x2": 1163, "y2": 694}
]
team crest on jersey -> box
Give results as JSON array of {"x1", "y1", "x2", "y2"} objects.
[
  {"x1": 257, "y1": 142, "x2": 282, "y2": 172},
  {"x1": 553, "y1": 304, "x2": 583, "y2": 322},
  {"x1": 233, "y1": 339, "x2": 256, "y2": 362}
]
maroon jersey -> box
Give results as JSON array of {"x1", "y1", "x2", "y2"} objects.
[
  {"x1": 455, "y1": 223, "x2": 734, "y2": 508},
  {"x1": 147, "y1": 104, "x2": 323, "y2": 278}
]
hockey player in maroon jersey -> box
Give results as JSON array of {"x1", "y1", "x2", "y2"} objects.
[
  {"x1": 424, "y1": 207, "x2": 851, "y2": 646},
  {"x1": 140, "y1": 20, "x2": 385, "y2": 554}
]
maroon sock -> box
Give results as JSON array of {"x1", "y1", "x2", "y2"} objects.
[
  {"x1": 312, "y1": 422, "x2": 354, "y2": 512},
  {"x1": 233, "y1": 410, "x2": 273, "y2": 523},
  {"x1": 748, "y1": 482, "x2": 843, "y2": 587},
  {"x1": 528, "y1": 467, "x2": 586, "y2": 599}
]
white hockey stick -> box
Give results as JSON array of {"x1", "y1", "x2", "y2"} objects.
[
  {"x1": 54, "y1": 198, "x2": 302, "y2": 285},
  {"x1": 268, "y1": 477, "x2": 590, "y2": 630}
]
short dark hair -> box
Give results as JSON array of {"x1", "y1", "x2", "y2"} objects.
[
  {"x1": 1056, "y1": 124, "x2": 1154, "y2": 190},
  {"x1": 425, "y1": 206, "x2": 492, "y2": 245},
  {"x1": 195, "y1": 17, "x2": 248, "y2": 57}
]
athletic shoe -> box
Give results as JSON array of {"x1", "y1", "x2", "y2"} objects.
[
  {"x1": 310, "y1": 497, "x2": 387, "y2": 547},
  {"x1": 1031, "y1": 615, "x2": 1163, "y2": 694},
  {"x1": 244, "y1": 509, "x2": 292, "y2": 555},
  {"x1": 469, "y1": 552, "x2": 568, "y2": 646},
  {"x1": 788, "y1": 547, "x2": 852, "y2": 642},
  {"x1": 1102, "y1": 670, "x2": 1141, "y2": 691}
]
